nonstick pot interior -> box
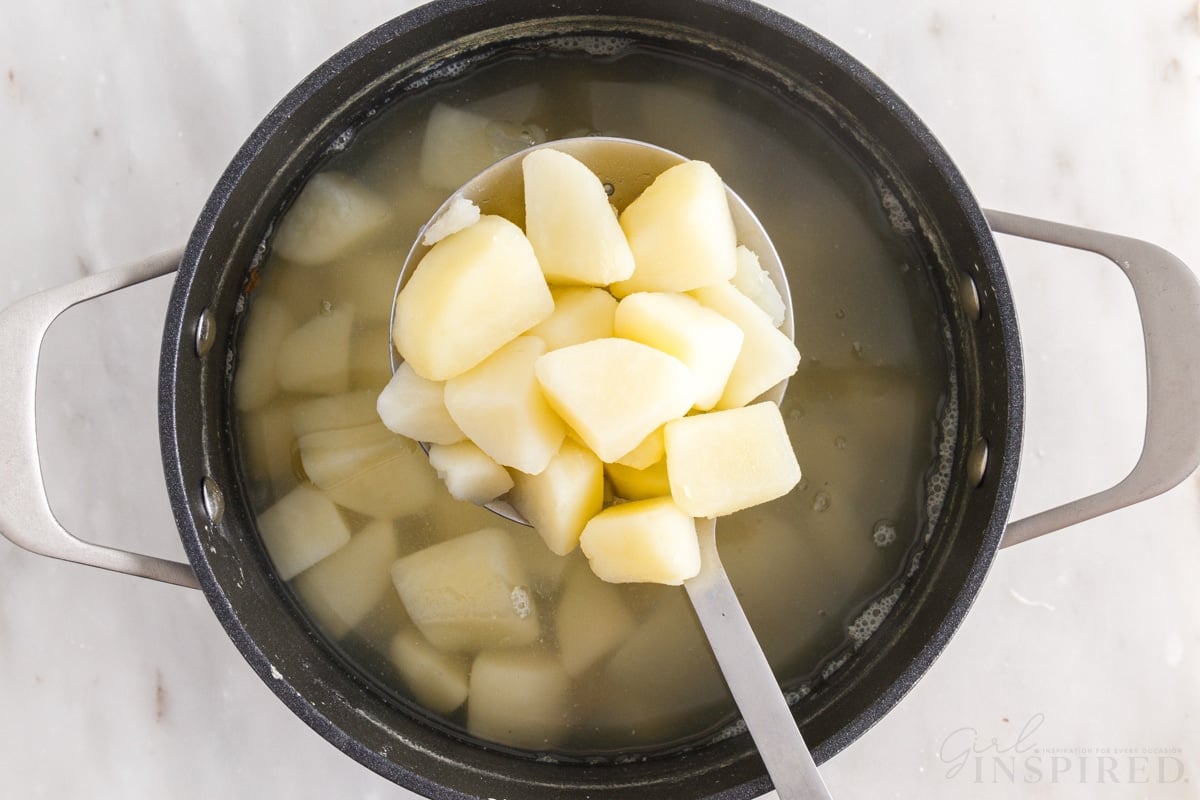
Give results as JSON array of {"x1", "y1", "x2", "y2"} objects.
[{"x1": 159, "y1": 1, "x2": 1021, "y2": 797}]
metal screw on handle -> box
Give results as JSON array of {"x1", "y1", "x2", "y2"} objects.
[
  {"x1": 985, "y1": 210, "x2": 1200, "y2": 547},
  {"x1": 0, "y1": 250, "x2": 199, "y2": 588}
]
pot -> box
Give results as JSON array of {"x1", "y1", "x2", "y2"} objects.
[{"x1": 2, "y1": 1, "x2": 1198, "y2": 798}]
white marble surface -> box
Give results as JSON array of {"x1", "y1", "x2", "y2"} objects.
[{"x1": 1, "y1": 1, "x2": 1197, "y2": 797}]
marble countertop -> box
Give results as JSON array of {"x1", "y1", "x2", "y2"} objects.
[{"x1": 1, "y1": 1, "x2": 1197, "y2": 797}]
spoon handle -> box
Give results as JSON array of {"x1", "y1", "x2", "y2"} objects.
[{"x1": 684, "y1": 517, "x2": 832, "y2": 800}]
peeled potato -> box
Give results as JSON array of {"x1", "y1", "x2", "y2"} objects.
[
  {"x1": 390, "y1": 629, "x2": 470, "y2": 714},
  {"x1": 272, "y1": 172, "x2": 390, "y2": 266},
  {"x1": 376, "y1": 362, "x2": 465, "y2": 445},
  {"x1": 555, "y1": 563, "x2": 636, "y2": 677},
  {"x1": 393, "y1": 215, "x2": 553, "y2": 381},
  {"x1": 235, "y1": 296, "x2": 295, "y2": 412},
  {"x1": 690, "y1": 281, "x2": 800, "y2": 409},
  {"x1": 610, "y1": 161, "x2": 737, "y2": 296},
  {"x1": 528, "y1": 286, "x2": 617, "y2": 351},
  {"x1": 613, "y1": 426, "x2": 665, "y2": 470},
  {"x1": 614, "y1": 291, "x2": 744, "y2": 411},
  {"x1": 292, "y1": 390, "x2": 380, "y2": 438},
  {"x1": 292, "y1": 520, "x2": 401, "y2": 638},
  {"x1": 391, "y1": 527, "x2": 540, "y2": 652},
  {"x1": 579, "y1": 497, "x2": 700, "y2": 585},
  {"x1": 444, "y1": 336, "x2": 566, "y2": 475},
  {"x1": 257, "y1": 484, "x2": 351, "y2": 580},
  {"x1": 419, "y1": 101, "x2": 544, "y2": 192},
  {"x1": 535, "y1": 338, "x2": 695, "y2": 463},
  {"x1": 523, "y1": 148, "x2": 635, "y2": 286},
  {"x1": 665, "y1": 401, "x2": 801, "y2": 518},
  {"x1": 605, "y1": 459, "x2": 670, "y2": 502},
  {"x1": 468, "y1": 649, "x2": 571, "y2": 750},
  {"x1": 509, "y1": 438, "x2": 603, "y2": 556},
  {"x1": 732, "y1": 245, "x2": 786, "y2": 326},
  {"x1": 428, "y1": 440, "x2": 514, "y2": 504},
  {"x1": 276, "y1": 304, "x2": 355, "y2": 395}
]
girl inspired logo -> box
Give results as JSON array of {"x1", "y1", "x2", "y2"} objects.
[{"x1": 938, "y1": 714, "x2": 1186, "y2": 785}]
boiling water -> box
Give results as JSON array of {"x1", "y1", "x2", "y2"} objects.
[{"x1": 233, "y1": 43, "x2": 952, "y2": 758}]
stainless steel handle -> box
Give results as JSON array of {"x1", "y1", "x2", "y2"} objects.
[
  {"x1": 685, "y1": 517, "x2": 832, "y2": 800},
  {"x1": 986, "y1": 209, "x2": 1200, "y2": 548},
  {"x1": 0, "y1": 251, "x2": 199, "y2": 588}
]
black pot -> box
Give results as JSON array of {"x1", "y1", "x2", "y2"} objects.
[{"x1": 2, "y1": 1, "x2": 1197, "y2": 798}]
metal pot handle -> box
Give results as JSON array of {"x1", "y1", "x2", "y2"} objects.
[
  {"x1": 0, "y1": 250, "x2": 199, "y2": 588},
  {"x1": 986, "y1": 209, "x2": 1200, "y2": 548}
]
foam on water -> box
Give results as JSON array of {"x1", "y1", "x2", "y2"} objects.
[
  {"x1": 847, "y1": 583, "x2": 904, "y2": 647},
  {"x1": 876, "y1": 177, "x2": 915, "y2": 235}
]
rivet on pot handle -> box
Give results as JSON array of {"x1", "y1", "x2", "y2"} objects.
[
  {"x1": 0, "y1": 251, "x2": 200, "y2": 588},
  {"x1": 986, "y1": 209, "x2": 1200, "y2": 548}
]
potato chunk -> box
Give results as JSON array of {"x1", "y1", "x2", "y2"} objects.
[
  {"x1": 444, "y1": 336, "x2": 566, "y2": 475},
  {"x1": 428, "y1": 440, "x2": 514, "y2": 504},
  {"x1": 528, "y1": 286, "x2": 617, "y2": 351},
  {"x1": 610, "y1": 161, "x2": 737, "y2": 296},
  {"x1": 241, "y1": 402, "x2": 300, "y2": 498},
  {"x1": 579, "y1": 497, "x2": 700, "y2": 585},
  {"x1": 523, "y1": 148, "x2": 635, "y2": 285},
  {"x1": 272, "y1": 172, "x2": 390, "y2": 266},
  {"x1": 298, "y1": 422, "x2": 436, "y2": 520},
  {"x1": 235, "y1": 296, "x2": 295, "y2": 412},
  {"x1": 468, "y1": 650, "x2": 571, "y2": 749},
  {"x1": 612, "y1": 426, "x2": 665, "y2": 469},
  {"x1": 614, "y1": 292, "x2": 744, "y2": 411},
  {"x1": 291, "y1": 390, "x2": 380, "y2": 437},
  {"x1": 292, "y1": 520, "x2": 401, "y2": 638},
  {"x1": 509, "y1": 438, "x2": 603, "y2": 556},
  {"x1": 376, "y1": 362, "x2": 465, "y2": 445},
  {"x1": 665, "y1": 402, "x2": 801, "y2": 518},
  {"x1": 389, "y1": 629, "x2": 470, "y2": 714},
  {"x1": 258, "y1": 484, "x2": 351, "y2": 580},
  {"x1": 690, "y1": 282, "x2": 800, "y2": 409},
  {"x1": 732, "y1": 245, "x2": 786, "y2": 326},
  {"x1": 393, "y1": 215, "x2": 553, "y2": 381},
  {"x1": 276, "y1": 303, "x2": 355, "y2": 395},
  {"x1": 419, "y1": 101, "x2": 544, "y2": 192},
  {"x1": 390, "y1": 528, "x2": 540, "y2": 652},
  {"x1": 535, "y1": 338, "x2": 695, "y2": 463},
  {"x1": 605, "y1": 459, "x2": 670, "y2": 502},
  {"x1": 556, "y1": 564, "x2": 636, "y2": 677}
]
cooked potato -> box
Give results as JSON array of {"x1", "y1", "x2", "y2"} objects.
[
  {"x1": 444, "y1": 336, "x2": 566, "y2": 475},
  {"x1": 390, "y1": 527, "x2": 540, "y2": 652},
  {"x1": 555, "y1": 563, "x2": 636, "y2": 677},
  {"x1": 605, "y1": 459, "x2": 670, "y2": 502},
  {"x1": 292, "y1": 520, "x2": 402, "y2": 638},
  {"x1": 234, "y1": 296, "x2": 295, "y2": 412},
  {"x1": 376, "y1": 362, "x2": 465, "y2": 445},
  {"x1": 428, "y1": 440, "x2": 514, "y2": 504},
  {"x1": 612, "y1": 426, "x2": 664, "y2": 470},
  {"x1": 272, "y1": 172, "x2": 390, "y2": 266},
  {"x1": 509, "y1": 438, "x2": 603, "y2": 556},
  {"x1": 610, "y1": 161, "x2": 737, "y2": 296},
  {"x1": 276, "y1": 303, "x2": 355, "y2": 395},
  {"x1": 534, "y1": 338, "x2": 695, "y2": 463},
  {"x1": 614, "y1": 291, "x2": 744, "y2": 411},
  {"x1": 291, "y1": 390, "x2": 380, "y2": 438},
  {"x1": 523, "y1": 148, "x2": 635, "y2": 286},
  {"x1": 389, "y1": 629, "x2": 470, "y2": 714},
  {"x1": 468, "y1": 649, "x2": 571, "y2": 749},
  {"x1": 392, "y1": 215, "x2": 553, "y2": 381},
  {"x1": 665, "y1": 402, "x2": 801, "y2": 518},
  {"x1": 527, "y1": 286, "x2": 617, "y2": 351},
  {"x1": 690, "y1": 281, "x2": 800, "y2": 409},
  {"x1": 731, "y1": 245, "x2": 786, "y2": 326},
  {"x1": 257, "y1": 484, "x2": 351, "y2": 580},
  {"x1": 579, "y1": 497, "x2": 700, "y2": 585}
]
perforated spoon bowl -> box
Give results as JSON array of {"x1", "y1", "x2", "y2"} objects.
[{"x1": 389, "y1": 137, "x2": 830, "y2": 800}]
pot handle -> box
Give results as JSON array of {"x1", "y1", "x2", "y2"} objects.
[
  {"x1": 0, "y1": 251, "x2": 199, "y2": 588},
  {"x1": 986, "y1": 209, "x2": 1200, "y2": 548}
]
